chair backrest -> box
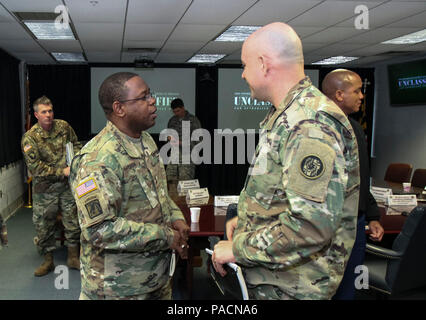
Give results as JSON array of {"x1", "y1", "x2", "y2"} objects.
[
  {"x1": 385, "y1": 206, "x2": 426, "y2": 295},
  {"x1": 384, "y1": 163, "x2": 413, "y2": 183},
  {"x1": 411, "y1": 169, "x2": 426, "y2": 189},
  {"x1": 224, "y1": 203, "x2": 238, "y2": 240}
]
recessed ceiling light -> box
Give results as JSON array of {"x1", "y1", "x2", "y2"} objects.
[
  {"x1": 187, "y1": 54, "x2": 226, "y2": 63},
  {"x1": 214, "y1": 26, "x2": 261, "y2": 42},
  {"x1": 51, "y1": 52, "x2": 85, "y2": 62},
  {"x1": 312, "y1": 56, "x2": 359, "y2": 65},
  {"x1": 24, "y1": 21, "x2": 75, "y2": 40},
  {"x1": 382, "y1": 29, "x2": 426, "y2": 45}
]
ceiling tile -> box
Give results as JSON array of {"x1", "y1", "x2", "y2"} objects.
[
  {"x1": 85, "y1": 51, "x2": 121, "y2": 62},
  {"x1": 1, "y1": 0, "x2": 63, "y2": 11},
  {"x1": 337, "y1": 1, "x2": 426, "y2": 28},
  {"x1": 156, "y1": 52, "x2": 192, "y2": 63},
  {"x1": 289, "y1": 1, "x2": 383, "y2": 27},
  {"x1": 168, "y1": 24, "x2": 226, "y2": 42},
  {"x1": 0, "y1": 39, "x2": 42, "y2": 51},
  {"x1": 161, "y1": 41, "x2": 205, "y2": 54},
  {"x1": 181, "y1": 0, "x2": 257, "y2": 24},
  {"x1": 0, "y1": 22, "x2": 33, "y2": 39},
  {"x1": 302, "y1": 27, "x2": 366, "y2": 44},
  {"x1": 12, "y1": 51, "x2": 54, "y2": 64},
  {"x1": 234, "y1": 0, "x2": 323, "y2": 25},
  {"x1": 126, "y1": 0, "x2": 192, "y2": 24},
  {"x1": 341, "y1": 27, "x2": 421, "y2": 44},
  {"x1": 125, "y1": 23, "x2": 174, "y2": 41},
  {"x1": 66, "y1": 0, "x2": 127, "y2": 23}
]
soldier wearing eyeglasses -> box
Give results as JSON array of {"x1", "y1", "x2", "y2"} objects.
[{"x1": 69, "y1": 72, "x2": 189, "y2": 300}]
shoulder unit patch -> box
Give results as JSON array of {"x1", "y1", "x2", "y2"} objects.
[{"x1": 300, "y1": 155, "x2": 325, "y2": 180}]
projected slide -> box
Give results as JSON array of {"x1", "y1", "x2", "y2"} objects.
[
  {"x1": 218, "y1": 68, "x2": 319, "y2": 130},
  {"x1": 91, "y1": 67, "x2": 196, "y2": 134}
]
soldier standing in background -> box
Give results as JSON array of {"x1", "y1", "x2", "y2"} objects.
[
  {"x1": 166, "y1": 98, "x2": 201, "y2": 191},
  {"x1": 21, "y1": 96, "x2": 81, "y2": 276},
  {"x1": 69, "y1": 72, "x2": 189, "y2": 300},
  {"x1": 322, "y1": 69, "x2": 384, "y2": 299},
  {"x1": 212, "y1": 22, "x2": 360, "y2": 299}
]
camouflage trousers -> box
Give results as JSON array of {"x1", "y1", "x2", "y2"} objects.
[
  {"x1": 32, "y1": 179, "x2": 80, "y2": 255},
  {"x1": 79, "y1": 281, "x2": 172, "y2": 300},
  {"x1": 166, "y1": 164, "x2": 195, "y2": 183}
]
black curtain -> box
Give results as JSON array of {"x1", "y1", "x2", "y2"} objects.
[
  {"x1": 27, "y1": 65, "x2": 91, "y2": 141},
  {"x1": 0, "y1": 49, "x2": 22, "y2": 168},
  {"x1": 318, "y1": 67, "x2": 375, "y2": 155}
]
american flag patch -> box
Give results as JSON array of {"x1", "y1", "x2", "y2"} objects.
[
  {"x1": 76, "y1": 178, "x2": 97, "y2": 198},
  {"x1": 24, "y1": 144, "x2": 32, "y2": 153}
]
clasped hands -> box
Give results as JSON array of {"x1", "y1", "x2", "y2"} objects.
[{"x1": 171, "y1": 219, "x2": 190, "y2": 259}]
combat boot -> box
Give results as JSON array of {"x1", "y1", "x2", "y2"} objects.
[
  {"x1": 67, "y1": 245, "x2": 80, "y2": 270},
  {"x1": 34, "y1": 252, "x2": 54, "y2": 276}
]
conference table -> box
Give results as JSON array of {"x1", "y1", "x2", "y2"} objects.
[
  {"x1": 171, "y1": 182, "x2": 425, "y2": 297},
  {"x1": 371, "y1": 179, "x2": 425, "y2": 234},
  {"x1": 171, "y1": 195, "x2": 226, "y2": 298}
]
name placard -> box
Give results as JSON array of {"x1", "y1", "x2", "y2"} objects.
[
  {"x1": 177, "y1": 179, "x2": 200, "y2": 196},
  {"x1": 387, "y1": 195, "x2": 418, "y2": 206},
  {"x1": 186, "y1": 188, "x2": 209, "y2": 206},
  {"x1": 214, "y1": 196, "x2": 239, "y2": 207},
  {"x1": 370, "y1": 186, "x2": 392, "y2": 203}
]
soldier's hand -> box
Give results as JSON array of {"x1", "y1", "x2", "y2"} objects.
[
  {"x1": 63, "y1": 167, "x2": 71, "y2": 177},
  {"x1": 172, "y1": 219, "x2": 190, "y2": 242},
  {"x1": 170, "y1": 229, "x2": 188, "y2": 260},
  {"x1": 226, "y1": 216, "x2": 238, "y2": 241},
  {"x1": 212, "y1": 240, "x2": 235, "y2": 277}
]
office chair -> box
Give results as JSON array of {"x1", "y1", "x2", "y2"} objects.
[
  {"x1": 384, "y1": 163, "x2": 413, "y2": 183},
  {"x1": 411, "y1": 169, "x2": 426, "y2": 189},
  {"x1": 363, "y1": 206, "x2": 426, "y2": 299}
]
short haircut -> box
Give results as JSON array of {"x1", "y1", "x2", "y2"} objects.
[
  {"x1": 33, "y1": 95, "x2": 52, "y2": 112},
  {"x1": 170, "y1": 98, "x2": 184, "y2": 109},
  {"x1": 98, "y1": 72, "x2": 139, "y2": 116}
]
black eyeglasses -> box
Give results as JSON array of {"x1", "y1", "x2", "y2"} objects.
[{"x1": 119, "y1": 92, "x2": 155, "y2": 103}]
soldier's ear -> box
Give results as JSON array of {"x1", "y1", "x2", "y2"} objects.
[
  {"x1": 112, "y1": 101, "x2": 125, "y2": 118},
  {"x1": 335, "y1": 89, "x2": 344, "y2": 102}
]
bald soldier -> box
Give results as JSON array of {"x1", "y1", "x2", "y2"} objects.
[
  {"x1": 70, "y1": 72, "x2": 189, "y2": 300},
  {"x1": 212, "y1": 22, "x2": 360, "y2": 300},
  {"x1": 322, "y1": 69, "x2": 384, "y2": 299}
]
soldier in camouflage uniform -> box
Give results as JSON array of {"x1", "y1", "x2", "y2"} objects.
[
  {"x1": 165, "y1": 98, "x2": 201, "y2": 188},
  {"x1": 69, "y1": 72, "x2": 190, "y2": 300},
  {"x1": 212, "y1": 22, "x2": 360, "y2": 300},
  {"x1": 21, "y1": 96, "x2": 81, "y2": 276}
]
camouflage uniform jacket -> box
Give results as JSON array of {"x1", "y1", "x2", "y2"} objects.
[
  {"x1": 21, "y1": 119, "x2": 81, "y2": 185},
  {"x1": 233, "y1": 77, "x2": 360, "y2": 300},
  {"x1": 70, "y1": 121, "x2": 184, "y2": 299},
  {"x1": 167, "y1": 110, "x2": 201, "y2": 150}
]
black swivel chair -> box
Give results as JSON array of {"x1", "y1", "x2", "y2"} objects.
[{"x1": 364, "y1": 206, "x2": 426, "y2": 299}]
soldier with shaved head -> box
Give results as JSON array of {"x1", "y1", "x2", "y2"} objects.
[
  {"x1": 322, "y1": 69, "x2": 384, "y2": 300},
  {"x1": 212, "y1": 22, "x2": 360, "y2": 300}
]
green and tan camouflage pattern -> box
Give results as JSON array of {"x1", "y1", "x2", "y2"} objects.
[
  {"x1": 232, "y1": 77, "x2": 360, "y2": 300},
  {"x1": 70, "y1": 121, "x2": 185, "y2": 300},
  {"x1": 166, "y1": 110, "x2": 201, "y2": 182},
  {"x1": 21, "y1": 119, "x2": 81, "y2": 254}
]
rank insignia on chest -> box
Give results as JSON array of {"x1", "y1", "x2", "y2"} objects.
[{"x1": 300, "y1": 155, "x2": 325, "y2": 179}]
